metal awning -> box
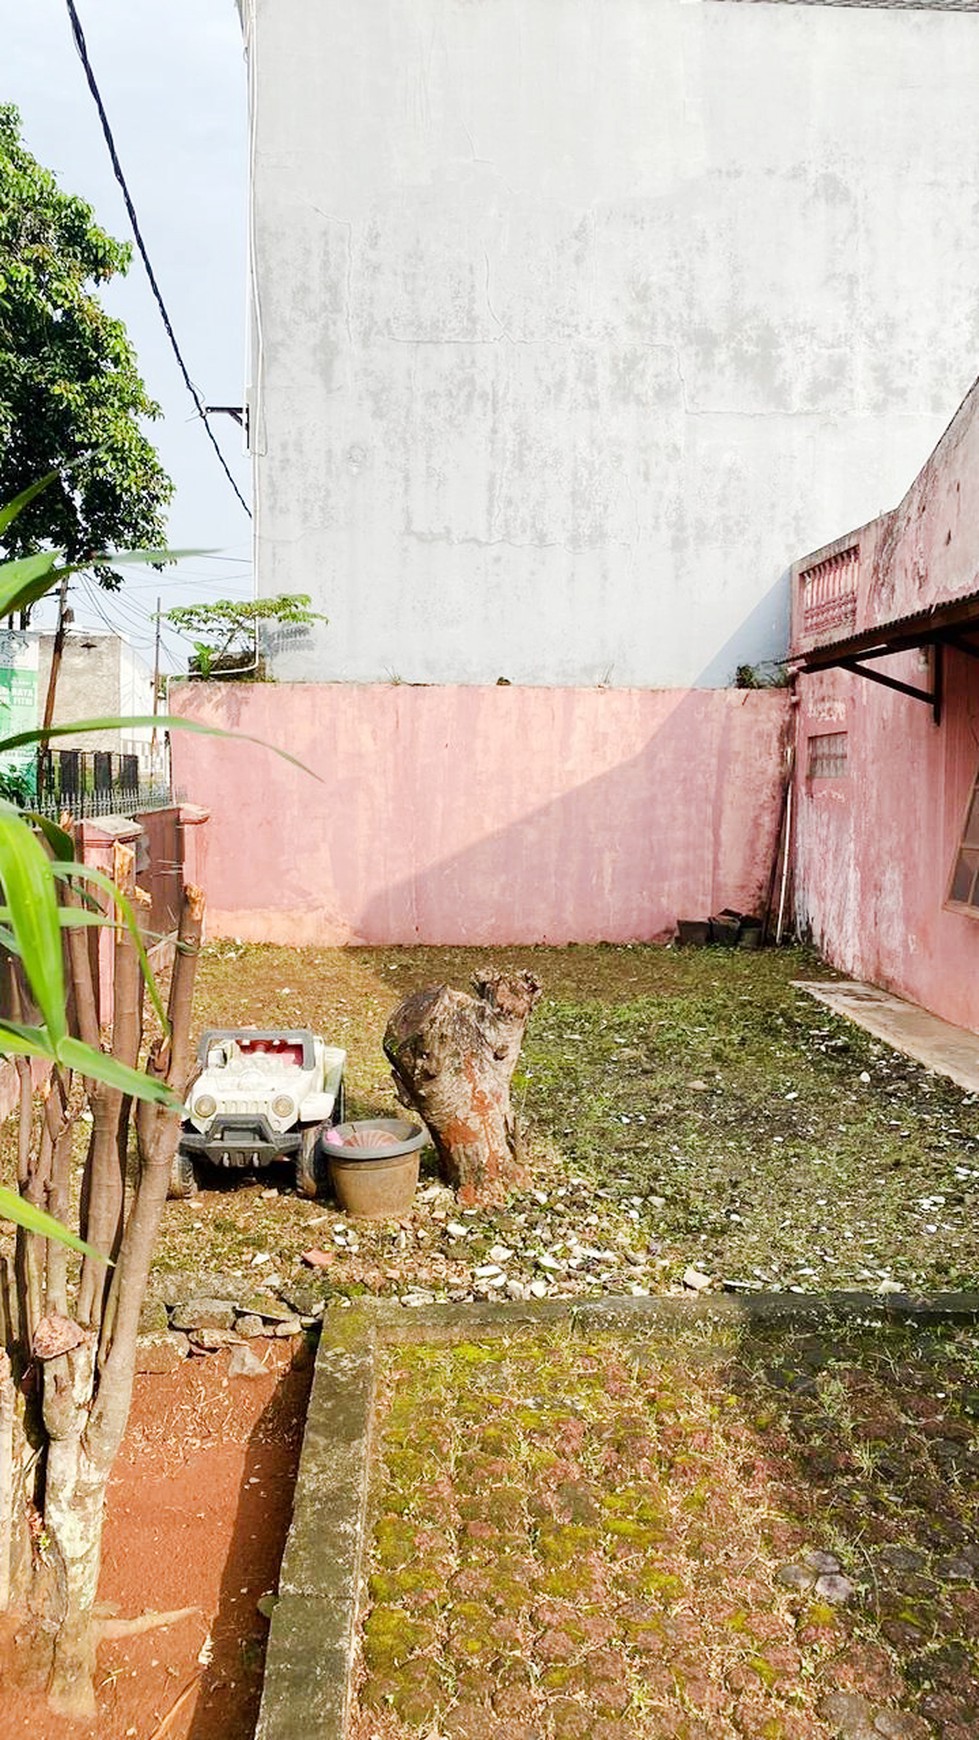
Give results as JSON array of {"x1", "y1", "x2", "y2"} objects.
[{"x1": 794, "y1": 590, "x2": 979, "y2": 725}]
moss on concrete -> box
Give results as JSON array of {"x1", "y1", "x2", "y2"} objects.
[{"x1": 353, "y1": 1317, "x2": 979, "y2": 1738}]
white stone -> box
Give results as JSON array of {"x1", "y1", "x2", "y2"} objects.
[{"x1": 682, "y1": 1266, "x2": 712, "y2": 1293}]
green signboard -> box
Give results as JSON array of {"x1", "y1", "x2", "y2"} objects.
[{"x1": 0, "y1": 630, "x2": 39, "y2": 796}]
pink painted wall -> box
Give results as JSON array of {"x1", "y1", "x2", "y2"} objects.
[
  {"x1": 168, "y1": 684, "x2": 790, "y2": 946},
  {"x1": 792, "y1": 373, "x2": 979, "y2": 1033},
  {"x1": 794, "y1": 652, "x2": 979, "y2": 1031},
  {"x1": 793, "y1": 375, "x2": 979, "y2": 661}
]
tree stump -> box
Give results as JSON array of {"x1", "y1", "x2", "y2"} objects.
[{"x1": 383, "y1": 969, "x2": 542, "y2": 1204}]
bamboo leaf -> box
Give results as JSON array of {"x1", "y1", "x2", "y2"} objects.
[
  {"x1": 0, "y1": 472, "x2": 58, "y2": 537},
  {"x1": 53, "y1": 861, "x2": 167, "y2": 1030},
  {"x1": 0, "y1": 550, "x2": 59, "y2": 618},
  {"x1": 0, "y1": 902, "x2": 166, "y2": 945},
  {"x1": 77, "y1": 547, "x2": 207, "y2": 568},
  {"x1": 56, "y1": 1035, "x2": 180, "y2": 1106},
  {"x1": 55, "y1": 909, "x2": 161, "y2": 936},
  {"x1": 35, "y1": 549, "x2": 207, "y2": 593},
  {"x1": 0, "y1": 816, "x2": 65, "y2": 1043},
  {"x1": 0, "y1": 911, "x2": 160, "y2": 939},
  {"x1": 0, "y1": 541, "x2": 206, "y2": 627},
  {"x1": 0, "y1": 1184, "x2": 110, "y2": 1263},
  {"x1": 0, "y1": 1019, "x2": 56, "y2": 1060},
  {"x1": 25, "y1": 813, "x2": 76, "y2": 862}
]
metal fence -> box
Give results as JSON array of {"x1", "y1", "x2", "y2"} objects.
[{"x1": 33, "y1": 749, "x2": 177, "y2": 821}]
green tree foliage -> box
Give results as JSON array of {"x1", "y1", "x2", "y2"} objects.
[
  {"x1": 0, "y1": 105, "x2": 172, "y2": 576},
  {"x1": 166, "y1": 593, "x2": 326, "y2": 676}
]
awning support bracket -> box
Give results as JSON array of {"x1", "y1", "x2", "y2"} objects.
[{"x1": 839, "y1": 643, "x2": 942, "y2": 725}]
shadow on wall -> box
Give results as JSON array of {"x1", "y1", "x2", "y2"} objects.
[
  {"x1": 354, "y1": 587, "x2": 792, "y2": 944},
  {"x1": 356, "y1": 687, "x2": 789, "y2": 945},
  {"x1": 169, "y1": 588, "x2": 793, "y2": 947},
  {"x1": 693, "y1": 572, "x2": 791, "y2": 690}
]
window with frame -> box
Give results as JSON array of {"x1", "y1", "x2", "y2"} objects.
[{"x1": 947, "y1": 766, "x2": 979, "y2": 916}]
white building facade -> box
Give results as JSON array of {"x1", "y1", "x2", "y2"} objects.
[{"x1": 240, "y1": 0, "x2": 979, "y2": 689}]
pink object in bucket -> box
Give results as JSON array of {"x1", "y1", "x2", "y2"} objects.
[{"x1": 325, "y1": 1125, "x2": 399, "y2": 1151}]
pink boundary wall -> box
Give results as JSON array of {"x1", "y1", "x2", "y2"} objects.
[
  {"x1": 168, "y1": 684, "x2": 790, "y2": 947},
  {"x1": 792, "y1": 375, "x2": 979, "y2": 1033}
]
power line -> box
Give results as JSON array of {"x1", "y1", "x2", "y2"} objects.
[
  {"x1": 80, "y1": 578, "x2": 157, "y2": 635},
  {"x1": 77, "y1": 577, "x2": 193, "y2": 672},
  {"x1": 78, "y1": 576, "x2": 146, "y2": 636},
  {"x1": 63, "y1": 0, "x2": 252, "y2": 521}
]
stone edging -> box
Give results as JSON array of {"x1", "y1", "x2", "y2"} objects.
[
  {"x1": 355, "y1": 1286, "x2": 979, "y2": 1342},
  {"x1": 255, "y1": 1288, "x2": 979, "y2": 1739},
  {"x1": 255, "y1": 1312, "x2": 375, "y2": 1740}
]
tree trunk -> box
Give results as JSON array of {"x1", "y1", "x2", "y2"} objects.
[
  {"x1": 383, "y1": 969, "x2": 542, "y2": 1204},
  {"x1": 0, "y1": 1349, "x2": 13, "y2": 1612},
  {"x1": 38, "y1": 883, "x2": 205, "y2": 1716}
]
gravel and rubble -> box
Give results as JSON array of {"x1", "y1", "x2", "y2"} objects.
[
  {"x1": 26, "y1": 940, "x2": 973, "y2": 1365},
  {"x1": 134, "y1": 939, "x2": 979, "y2": 1308}
]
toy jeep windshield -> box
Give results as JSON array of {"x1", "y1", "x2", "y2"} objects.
[{"x1": 171, "y1": 1028, "x2": 346, "y2": 1200}]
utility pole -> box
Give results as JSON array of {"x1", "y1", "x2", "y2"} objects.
[
  {"x1": 150, "y1": 594, "x2": 161, "y2": 774},
  {"x1": 42, "y1": 574, "x2": 70, "y2": 733},
  {"x1": 39, "y1": 573, "x2": 70, "y2": 797}
]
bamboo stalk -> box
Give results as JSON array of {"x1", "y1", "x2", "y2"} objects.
[{"x1": 0, "y1": 1349, "x2": 13, "y2": 1611}]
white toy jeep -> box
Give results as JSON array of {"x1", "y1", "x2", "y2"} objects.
[{"x1": 171, "y1": 1028, "x2": 347, "y2": 1200}]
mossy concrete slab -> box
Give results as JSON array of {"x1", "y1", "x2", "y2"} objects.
[
  {"x1": 256, "y1": 1288, "x2": 979, "y2": 1736},
  {"x1": 255, "y1": 1601, "x2": 350, "y2": 1740}
]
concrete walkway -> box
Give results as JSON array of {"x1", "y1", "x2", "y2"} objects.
[{"x1": 794, "y1": 979, "x2": 979, "y2": 1095}]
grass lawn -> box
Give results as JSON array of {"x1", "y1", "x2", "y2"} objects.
[
  {"x1": 160, "y1": 939, "x2": 979, "y2": 1298},
  {"x1": 5, "y1": 939, "x2": 977, "y2": 1298}
]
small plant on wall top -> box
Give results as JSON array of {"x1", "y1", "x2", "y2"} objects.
[
  {"x1": 734, "y1": 660, "x2": 790, "y2": 690},
  {"x1": 166, "y1": 593, "x2": 326, "y2": 679}
]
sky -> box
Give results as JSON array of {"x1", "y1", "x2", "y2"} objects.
[{"x1": 1, "y1": 0, "x2": 251, "y2": 673}]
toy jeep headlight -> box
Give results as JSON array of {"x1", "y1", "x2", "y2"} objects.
[
  {"x1": 271, "y1": 1093, "x2": 296, "y2": 1122},
  {"x1": 193, "y1": 1092, "x2": 217, "y2": 1121}
]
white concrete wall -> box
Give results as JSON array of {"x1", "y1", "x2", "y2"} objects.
[
  {"x1": 244, "y1": 0, "x2": 979, "y2": 687},
  {"x1": 39, "y1": 631, "x2": 156, "y2": 770},
  {"x1": 117, "y1": 639, "x2": 158, "y2": 772}
]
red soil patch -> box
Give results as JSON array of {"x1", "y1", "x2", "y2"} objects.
[{"x1": 0, "y1": 1339, "x2": 312, "y2": 1740}]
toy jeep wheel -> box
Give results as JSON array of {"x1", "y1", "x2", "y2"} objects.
[
  {"x1": 168, "y1": 1149, "x2": 198, "y2": 1201},
  {"x1": 296, "y1": 1125, "x2": 324, "y2": 1199}
]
